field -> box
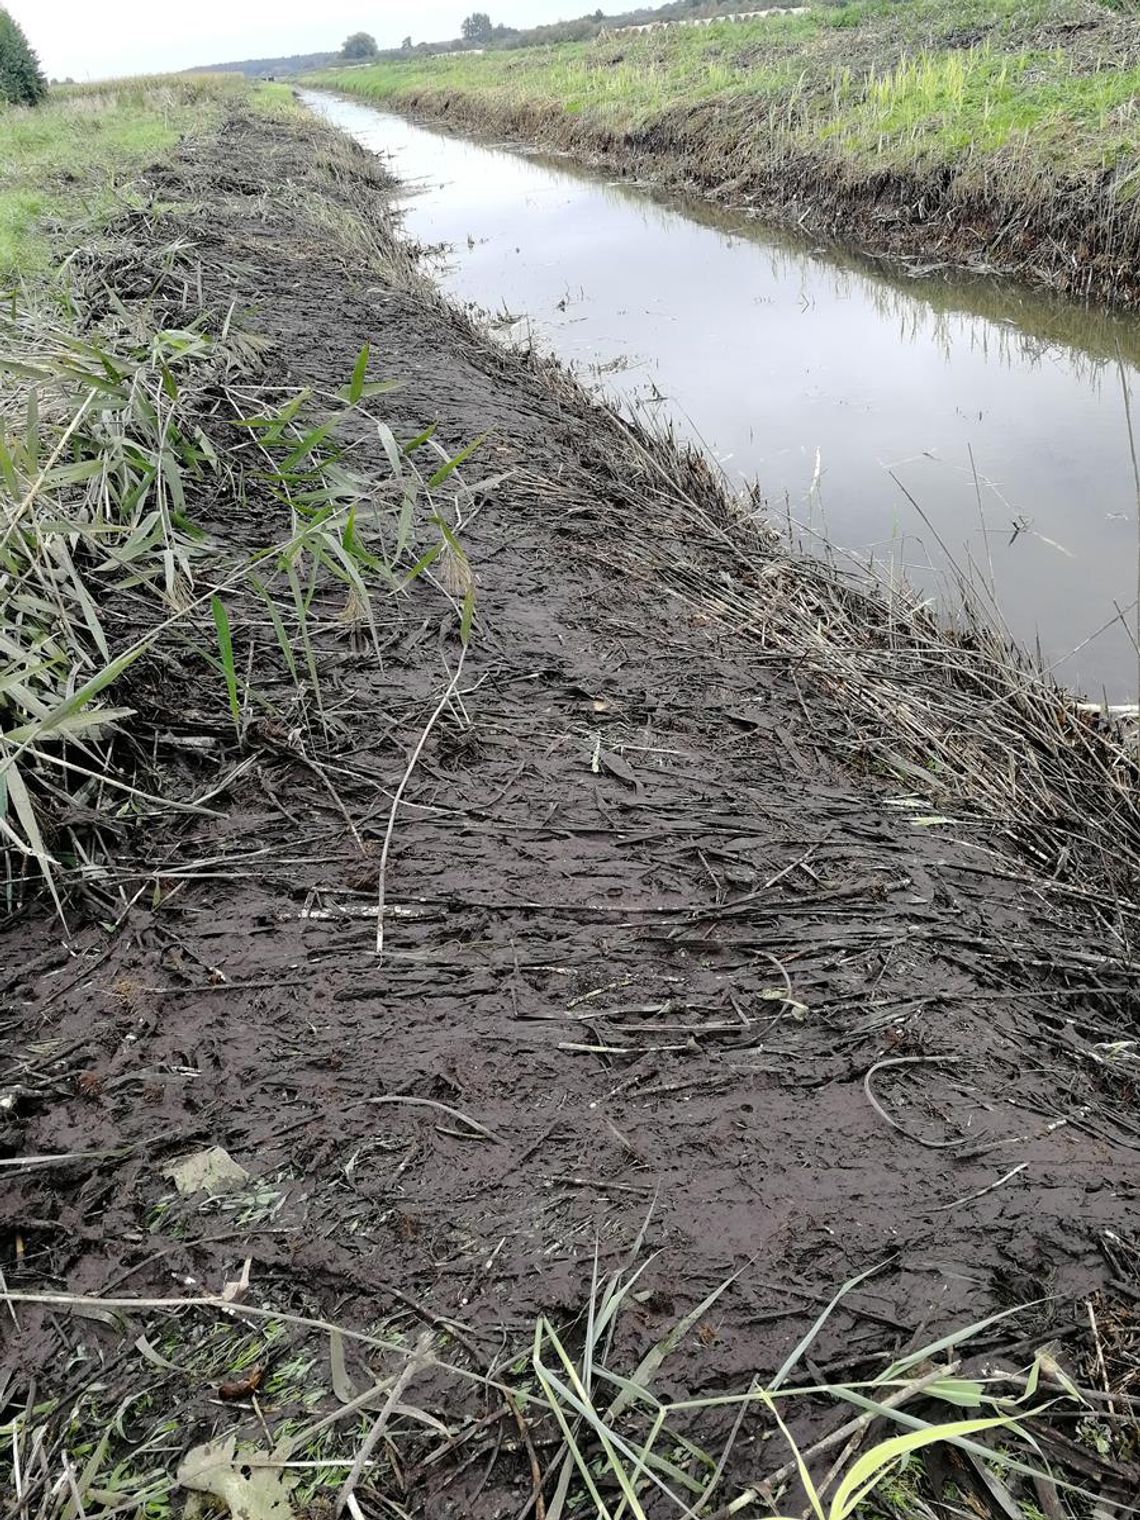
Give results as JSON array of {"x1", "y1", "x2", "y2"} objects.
[
  {"x1": 0, "y1": 75, "x2": 267, "y2": 273},
  {"x1": 308, "y1": 0, "x2": 1140, "y2": 301},
  {"x1": 4, "y1": 63, "x2": 1140, "y2": 1520}
]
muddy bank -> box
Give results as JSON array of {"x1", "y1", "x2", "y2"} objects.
[{"x1": 4, "y1": 99, "x2": 1140, "y2": 1513}]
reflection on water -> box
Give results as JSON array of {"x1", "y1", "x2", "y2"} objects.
[{"x1": 303, "y1": 90, "x2": 1140, "y2": 699}]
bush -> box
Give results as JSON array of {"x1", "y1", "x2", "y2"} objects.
[
  {"x1": 341, "y1": 32, "x2": 379, "y2": 61},
  {"x1": 0, "y1": 8, "x2": 46, "y2": 105}
]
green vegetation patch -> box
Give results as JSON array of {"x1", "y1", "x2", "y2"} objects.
[
  {"x1": 307, "y1": 0, "x2": 1140, "y2": 190},
  {"x1": 0, "y1": 74, "x2": 252, "y2": 278},
  {"x1": 823, "y1": 43, "x2": 1140, "y2": 168}
]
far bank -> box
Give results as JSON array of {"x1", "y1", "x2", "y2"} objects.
[{"x1": 307, "y1": 0, "x2": 1140, "y2": 306}]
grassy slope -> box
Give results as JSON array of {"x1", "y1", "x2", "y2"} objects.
[
  {"x1": 307, "y1": 0, "x2": 1140, "y2": 299},
  {"x1": 0, "y1": 74, "x2": 294, "y2": 276}
]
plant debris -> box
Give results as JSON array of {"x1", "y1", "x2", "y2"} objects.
[{"x1": 164, "y1": 1147, "x2": 251, "y2": 1198}]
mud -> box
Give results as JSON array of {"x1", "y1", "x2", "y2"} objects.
[{"x1": 3, "y1": 105, "x2": 1140, "y2": 1512}]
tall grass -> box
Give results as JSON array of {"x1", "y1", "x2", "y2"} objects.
[
  {"x1": 826, "y1": 42, "x2": 1140, "y2": 164},
  {"x1": 0, "y1": 284, "x2": 478, "y2": 905},
  {"x1": 0, "y1": 72, "x2": 476, "y2": 905}
]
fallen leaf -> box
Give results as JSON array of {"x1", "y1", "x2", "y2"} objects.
[
  {"x1": 178, "y1": 1436, "x2": 295, "y2": 1520},
  {"x1": 223, "y1": 1255, "x2": 252, "y2": 1303},
  {"x1": 599, "y1": 749, "x2": 643, "y2": 793},
  {"x1": 163, "y1": 1146, "x2": 249, "y2": 1197}
]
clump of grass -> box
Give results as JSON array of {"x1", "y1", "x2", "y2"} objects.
[
  {"x1": 0, "y1": 70, "x2": 491, "y2": 915},
  {"x1": 0, "y1": 303, "x2": 225, "y2": 906},
  {"x1": 0, "y1": 272, "x2": 477, "y2": 908}
]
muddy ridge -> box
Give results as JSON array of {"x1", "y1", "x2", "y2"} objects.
[{"x1": 3, "y1": 102, "x2": 1140, "y2": 1513}]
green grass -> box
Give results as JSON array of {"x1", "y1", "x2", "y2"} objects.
[
  {"x1": 825, "y1": 41, "x2": 1140, "y2": 167},
  {"x1": 308, "y1": 0, "x2": 1137, "y2": 166},
  {"x1": 0, "y1": 74, "x2": 255, "y2": 278}
]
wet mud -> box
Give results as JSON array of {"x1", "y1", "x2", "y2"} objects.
[{"x1": 3, "y1": 106, "x2": 1140, "y2": 1513}]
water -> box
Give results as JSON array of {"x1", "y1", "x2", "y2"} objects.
[{"x1": 303, "y1": 89, "x2": 1140, "y2": 699}]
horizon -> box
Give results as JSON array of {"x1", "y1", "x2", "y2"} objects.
[{"x1": 10, "y1": 0, "x2": 593, "y2": 82}]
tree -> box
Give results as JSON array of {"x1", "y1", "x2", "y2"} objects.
[
  {"x1": 401, "y1": 35, "x2": 413, "y2": 50},
  {"x1": 0, "y1": 8, "x2": 47, "y2": 106},
  {"x1": 340, "y1": 31, "x2": 378, "y2": 60},
  {"x1": 461, "y1": 12, "x2": 493, "y2": 44}
]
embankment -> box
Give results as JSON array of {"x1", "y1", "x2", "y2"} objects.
[
  {"x1": 309, "y1": 0, "x2": 1140, "y2": 304},
  {"x1": 5, "y1": 77, "x2": 1140, "y2": 1516}
]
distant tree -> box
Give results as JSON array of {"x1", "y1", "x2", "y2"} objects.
[
  {"x1": 0, "y1": 8, "x2": 47, "y2": 105},
  {"x1": 593, "y1": 8, "x2": 605, "y2": 18},
  {"x1": 461, "y1": 11, "x2": 494, "y2": 44},
  {"x1": 340, "y1": 31, "x2": 379, "y2": 60},
  {"x1": 401, "y1": 35, "x2": 413, "y2": 49}
]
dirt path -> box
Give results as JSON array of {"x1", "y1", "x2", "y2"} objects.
[{"x1": 4, "y1": 105, "x2": 1140, "y2": 1512}]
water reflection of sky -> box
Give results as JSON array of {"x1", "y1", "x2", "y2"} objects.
[{"x1": 304, "y1": 91, "x2": 1140, "y2": 699}]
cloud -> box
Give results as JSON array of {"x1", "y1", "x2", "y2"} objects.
[{"x1": 17, "y1": 0, "x2": 586, "y2": 81}]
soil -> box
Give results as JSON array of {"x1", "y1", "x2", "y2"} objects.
[{"x1": 4, "y1": 104, "x2": 1140, "y2": 1513}]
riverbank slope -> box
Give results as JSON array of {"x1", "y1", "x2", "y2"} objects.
[
  {"x1": 309, "y1": 0, "x2": 1140, "y2": 304},
  {"x1": 4, "y1": 81, "x2": 1140, "y2": 1515}
]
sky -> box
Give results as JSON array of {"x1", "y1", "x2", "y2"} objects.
[{"x1": 15, "y1": 0, "x2": 585, "y2": 81}]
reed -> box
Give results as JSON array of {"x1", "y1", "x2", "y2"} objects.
[{"x1": 0, "y1": 261, "x2": 472, "y2": 907}]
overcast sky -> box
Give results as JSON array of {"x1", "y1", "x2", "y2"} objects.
[{"x1": 16, "y1": 0, "x2": 584, "y2": 81}]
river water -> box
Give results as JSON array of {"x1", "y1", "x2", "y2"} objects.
[{"x1": 303, "y1": 89, "x2": 1140, "y2": 700}]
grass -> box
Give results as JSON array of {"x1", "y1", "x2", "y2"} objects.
[
  {"x1": 825, "y1": 42, "x2": 1140, "y2": 165},
  {"x1": 0, "y1": 290, "x2": 478, "y2": 904},
  {"x1": 2, "y1": 1257, "x2": 1131, "y2": 1518},
  {"x1": 0, "y1": 75, "x2": 255, "y2": 278},
  {"x1": 306, "y1": 0, "x2": 1140, "y2": 300},
  {"x1": 0, "y1": 76, "x2": 479, "y2": 906}
]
